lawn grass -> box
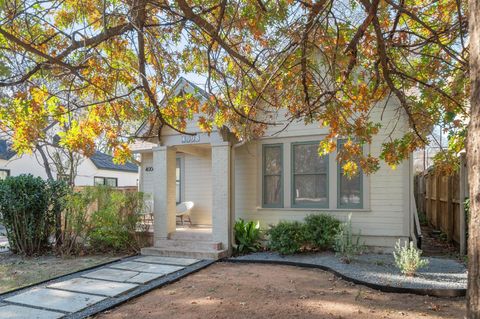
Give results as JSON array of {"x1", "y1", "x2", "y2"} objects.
[{"x1": 0, "y1": 252, "x2": 123, "y2": 294}]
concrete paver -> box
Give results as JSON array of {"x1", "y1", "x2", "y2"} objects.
[
  {"x1": 48, "y1": 278, "x2": 138, "y2": 297},
  {"x1": 0, "y1": 256, "x2": 206, "y2": 318},
  {"x1": 82, "y1": 268, "x2": 140, "y2": 282},
  {"x1": 135, "y1": 256, "x2": 199, "y2": 266},
  {"x1": 5, "y1": 288, "x2": 105, "y2": 313},
  {"x1": 109, "y1": 261, "x2": 184, "y2": 274},
  {"x1": 0, "y1": 305, "x2": 64, "y2": 319}
]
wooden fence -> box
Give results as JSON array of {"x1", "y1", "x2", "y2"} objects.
[
  {"x1": 70, "y1": 185, "x2": 139, "y2": 216},
  {"x1": 414, "y1": 153, "x2": 468, "y2": 254}
]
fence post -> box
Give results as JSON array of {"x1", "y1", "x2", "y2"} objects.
[
  {"x1": 435, "y1": 172, "x2": 441, "y2": 229},
  {"x1": 426, "y1": 172, "x2": 431, "y2": 223},
  {"x1": 459, "y1": 152, "x2": 467, "y2": 255},
  {"x1": 446, "y1": 176, "x2": 453, "y2": 241},
  {"x1": 420, "y1": 172, "x2": 426, "y2": 213}
]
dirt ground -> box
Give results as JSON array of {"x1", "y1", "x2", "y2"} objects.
[
  {"x1": 96, "y1": 262, "x2": 466, "y2": 319},
  {"x1": 0, "y1": 252, "x2": 121, "y2": 293}
]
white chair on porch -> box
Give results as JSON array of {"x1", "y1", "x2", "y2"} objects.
[{"x1": 176, "y1": 201, "x2": 194, "y2": 226}]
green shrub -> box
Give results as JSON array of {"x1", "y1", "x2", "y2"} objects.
[
  {"x1": 393, "y1": 240, "x2": 429, "y2": 276},
  {"x1": 57, "y1": 187, "x2": 97, "y2": 255},
  {"x1": 303, "y1": 214, "x2": 341, "y2": 250},
  {"x1": 0, "y1": 174, "x2": 68, "y2": 255},
  {"x1": 88, "y1": 186, "x2": 145, "y2": 253},
  {"x1": 334, "y1": 214, "x2": 365, "y2": 263},
  {"x1": 267, "y1": 221, "x2": 306, "y2": 255},
  {"x1": 233, "y1": 219, "x2": 262, "y2": 255}
]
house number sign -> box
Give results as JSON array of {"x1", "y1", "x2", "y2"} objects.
[
  {"x1": 181, "y1": 135, "x2": 200, "y2": 144},
  {"x1": 145, "y1": 167, "x2": 154, "y2": 172}
]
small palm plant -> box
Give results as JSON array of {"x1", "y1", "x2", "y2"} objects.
[
  {"x1": 393, "y1": 240, "x2": 429, "y2": 276},
  {"x1": 233, "y1": 219, "x2": 262, "y2": 255}
]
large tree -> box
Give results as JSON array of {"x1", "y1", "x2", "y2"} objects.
[
  {"x1": 0, "y1": 0, "x2": 476, "y2": 316},
  {"x1": 468, "y1": 0, "x2": 479, "y2": 316}
]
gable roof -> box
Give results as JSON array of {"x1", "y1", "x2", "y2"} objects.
[
  {"x1": 0, "y1": 140, "x2": 16, "y2": 160},
  {"x1": 90, "y1": 151, "x2": 138, "y2": 173},
  {"x1": 136, "y1": 77, "x2": 210, "y2": 137}
]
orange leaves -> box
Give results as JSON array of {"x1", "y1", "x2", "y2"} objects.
[
  {"x1": 112, "y1": 143, "x2": 132, "y2": 165},
  {"x1": 198, "y1": 116, "x2": 213, "y2": 133}
]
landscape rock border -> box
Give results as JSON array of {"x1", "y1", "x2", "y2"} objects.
[{"x1": 227, "y1": 252, "x2": 466, "y2": 298}]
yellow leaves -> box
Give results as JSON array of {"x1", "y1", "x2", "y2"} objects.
[
  {"x1": 59, "y1": 118, "x2": 100, "y2": 157},
  {"x1": 112, "y1": 143, "x2": 132, "y2": 165},
  {"x1": 214, "y1": 111, "x2": 226, "y2": 128},
  {"x1": 318, "y1": 139, "x2": 336, "y2": 156},
  {"x1": 0, "y1": 87, "x2": 61, "y2": 154},
  {"x1": 342, "y1": 161, "x2": 358, "y2": 178}
]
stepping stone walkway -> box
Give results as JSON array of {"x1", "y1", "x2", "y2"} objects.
[{"x1": 0, "y1": 256, "x2": 208, "y2": 319}]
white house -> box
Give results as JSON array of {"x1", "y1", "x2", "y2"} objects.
[
  {"x1": 134, "y1": 78, "x2": 415, "y2": 259},
  {"x1": 0, "y1": 140, "x2": 139, "y2": 187}
]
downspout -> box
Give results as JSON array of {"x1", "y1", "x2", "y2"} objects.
[
  {"x1": 410, "y1": 154, "x2": 413, "y2": 243},
  {"x1": 228, "y1": 140, "x2": 246, "y2": 253},
  {"x1": 229, "y1": 143, "x2": 235, "y2": 255},
  {"x1": 410, "y1": 154, "x2": 423, "y2": 248}
]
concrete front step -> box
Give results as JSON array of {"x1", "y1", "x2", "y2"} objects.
[
  {"x1": 169, "y1": 231, "x2": 213, "y2": 241},
  {"x1": 141, "y1": 246, "x2": 228, "y2": 260},
  {"x1": 155, "y1": 239, "x2": 223, "y2": 250}
]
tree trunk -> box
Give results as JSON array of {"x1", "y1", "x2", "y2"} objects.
[
  {"x1": 36, "y1": 144, "x2": 54, "y2": 180},
  {"x1": 468, "y1": 0, "x2": 480, "y2": 316}
]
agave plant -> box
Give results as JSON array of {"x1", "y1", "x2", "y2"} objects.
[{"x1": 233, "y1": 218, "x2": 262, "y2": 255}]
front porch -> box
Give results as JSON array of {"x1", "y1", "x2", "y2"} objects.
[
  {"x1": 142, "y1": 225, "x2": 227, "y2": 259},
  {"x1": 140, "y1": 136, "x2": 234, "y2": 259}
]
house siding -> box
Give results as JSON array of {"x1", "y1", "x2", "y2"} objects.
[
  {"x1": 137, "y1": 97, "x2": 412, "y2": 250},
  {"x1": 183, "y1": 152, "x2": 212, "y2": 225},
  {"x1": 233, "y1": 100, "x2": 411, "y2": 250}
]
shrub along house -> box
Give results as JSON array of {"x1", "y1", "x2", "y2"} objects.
[{"x1": 134, "y1": 78, "x2": 416, "y2": 259}]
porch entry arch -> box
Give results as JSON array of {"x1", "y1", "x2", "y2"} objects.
[{"x1": 151, "y1": 130, "x2": 234, "y2": 254}]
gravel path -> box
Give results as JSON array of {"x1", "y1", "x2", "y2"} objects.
[{"x1": 231, "y1": 252, "x2": 467, "y2": 292}]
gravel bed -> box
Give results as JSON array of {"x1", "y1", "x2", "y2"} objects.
[{"x1": 231, "y1": 252, "x2": 467, "y2": 292}]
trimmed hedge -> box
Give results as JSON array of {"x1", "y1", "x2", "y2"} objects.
[{"x1": 0, "y1": 174, "x2": 68, "y2": 255}]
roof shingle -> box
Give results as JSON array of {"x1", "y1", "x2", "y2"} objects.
[{"x1": 90, "y1": 151, "x2": 138, "y2": 172}]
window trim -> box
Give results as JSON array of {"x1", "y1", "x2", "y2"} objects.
[
  {"x1": 176, "y1": 157, "x2": 182, "y2": 204},
  {"x1": 336, "y1": 140, "x2": 363, "y2": 209},
  {"x1": 94, "y1": 176, "x2": 118, "y2": 187},
  {"x1": 291, "y1": 141, "x2": 329, "y2": 208},
  {"x1": 0, "y1": 169, "x2": 10, "y2": 180},
  {"x1": 262, "y1": 143, "x2": 284, "y2": 208}
]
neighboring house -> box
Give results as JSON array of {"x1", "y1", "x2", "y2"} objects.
[
  {"x1": 134, "y1": 77, "x2": 415, "y2": 258},
  {"x1": 412, "y1": 125, "x2": 449, "y2": 172},
  {"x1": 0, "y1": 140, "x2": 139, "y2": 186}
]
